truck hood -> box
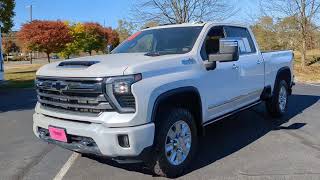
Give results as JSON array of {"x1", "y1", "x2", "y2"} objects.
[{"x1": 36, "y1": 53, "x2": 195, "y2": 78}]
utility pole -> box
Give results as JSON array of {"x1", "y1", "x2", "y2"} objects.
[
  {"x1": 103, "y1": 19, "x2": 107, "y2": 54},
  {"x1": 26, "y1": 5, "x2": 33, "y2": 63},
  {"x1": 27, "y1": 5, "x2": 33, "y2": 22}
]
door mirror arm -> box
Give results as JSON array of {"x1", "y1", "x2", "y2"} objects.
[{"x1": 204, "y1": 60, "x2": 216, "y2": 71}]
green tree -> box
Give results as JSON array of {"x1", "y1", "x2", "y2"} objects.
[
  {"x1": 116, "y1": 19, "x2": 136, "y2": 43},
  {"x1": 59, "y1": 23, "x2": 85, "y2": 59},
  {"x1": 82, "y1": 23, "x2": 105, "y2": 55},
  {"x1": 0, "y1": 0, "x2": 15, "y2": 33}
]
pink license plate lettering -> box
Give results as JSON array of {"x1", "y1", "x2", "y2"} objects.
[{"x1": 48, "y1": 126, "x2": 68, "y2": 143}]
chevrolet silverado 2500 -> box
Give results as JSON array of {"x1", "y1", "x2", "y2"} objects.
[{"x1": 33, "y1": 22, "x2": 294, "y2": 177}]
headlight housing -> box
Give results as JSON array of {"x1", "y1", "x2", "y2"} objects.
[{"x1": 105, "y1": 74, "x2": 142, "y2": 113}]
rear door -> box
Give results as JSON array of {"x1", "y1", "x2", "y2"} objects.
[{"x1": 224, "y1": 26, "x2": 264, "y2": 105}]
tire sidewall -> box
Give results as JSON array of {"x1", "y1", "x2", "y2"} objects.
[
  {"x1": 153, "y1": 108, "x2": 198, "y2": 177},
  {"x1": 274, "y1": 80, "x2": 289, "y2": 115}
]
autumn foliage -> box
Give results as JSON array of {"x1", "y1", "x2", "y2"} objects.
[
  {"x1": 16, "y1": 20, "x2": 120, "y2": 61},
  {"x1": 17, "y1": 20, "x2": 73, "y2": 62},
  {"x1": 103, "y1": 27, "x2": 120, "y2": 47}
]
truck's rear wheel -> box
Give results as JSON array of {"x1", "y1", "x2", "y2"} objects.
[
  {"x1": 266, "y1": 80, "x2": 289, "y2": 117},
  {"x1": 148, "y1": 108, "x2": 198, "y2": 178}
]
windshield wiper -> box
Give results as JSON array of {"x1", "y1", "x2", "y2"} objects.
[{"x1": 144, "y1": 52, "x2": 161, "y2": 57}]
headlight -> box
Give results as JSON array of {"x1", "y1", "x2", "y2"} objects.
[{"x1": 105, "y1": 74, "x2": 142, "y2": 113}]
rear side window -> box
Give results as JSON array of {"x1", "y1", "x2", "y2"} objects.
[{"x1": 224, "y1": 26, "x2": 256, "y2": 54}]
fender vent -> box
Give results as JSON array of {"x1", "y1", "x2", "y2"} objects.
[{"x1": 58, "y1": 61, "x2": 100, "y2": 67}]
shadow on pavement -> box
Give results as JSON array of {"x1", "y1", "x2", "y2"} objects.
[
  {"x1": 0, "y1": 89, "x2": 37, "y2": 113},
  {"x1": 83, "y1": 94, "x2": 319, "y2": 178}
]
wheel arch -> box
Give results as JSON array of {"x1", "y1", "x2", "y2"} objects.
[
  {"x1": 273, "y1": 66, "x2": 292, "y2": 94},
  {"x1": 151, "y1": 86, "x2": 203, "y2": 135}
]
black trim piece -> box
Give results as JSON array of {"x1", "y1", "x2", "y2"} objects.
[
  {"x1": 203, "y1": 100, "x2": 261, "y2": 127},
  {"x1": 58, "y1": 61, "x2": 100, "y2": 67},
  {"x1": 38, "y1": 127, "x2": 102, "y2": 156},
  {"x1": 260, "y1": 85, "x2": 272, "y2": 100},
  {"x1": 111, "y1": 146, "x2": 153, "y2": 164},
  {"x1": 274, "y1": 66, "x2": 292, "y2": 94},
  {"x1": 151, "y1": 86, "x2": 202, "y2": 122}
]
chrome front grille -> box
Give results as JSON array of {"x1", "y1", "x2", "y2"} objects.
[{"x1": 36, "y1": 77, "x2": 114, "y2": 116}]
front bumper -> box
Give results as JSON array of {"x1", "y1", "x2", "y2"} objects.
[{"x1": 33, "y1": 113, "x2": 155, "y2": 158}]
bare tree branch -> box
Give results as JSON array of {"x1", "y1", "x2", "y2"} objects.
[
  {"x1": 260, "y1": 0, "x2": 320, "y2": 67},
  {"x1": 131, "y1": 0, "x2": 239, "y2": 24}
]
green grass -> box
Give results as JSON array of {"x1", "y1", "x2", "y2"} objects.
[{"x1": 1, "y1": 64, "x2": 42, "y2": 89}]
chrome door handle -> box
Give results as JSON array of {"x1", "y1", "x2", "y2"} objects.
[{"x1": 232, "y1": 64, "x2": 239, "y2": 69}]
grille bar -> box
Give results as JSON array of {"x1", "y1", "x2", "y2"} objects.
[
  {"x1": 36, "y1": 77, "x2": 114, "y2": 116},
  {"x1": 37, "y1": 91, "x2": 106, "y2": 102},
  {"x1": 38, "y1": 98, "x2": 112, "y2": 110}
]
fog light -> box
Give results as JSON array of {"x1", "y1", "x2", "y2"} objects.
[{"x1": 118, "y1": 135, "x2": 130, "y2": 148}]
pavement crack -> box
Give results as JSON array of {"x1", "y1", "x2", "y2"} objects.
[
  {"x1": 14, "y1": 144, "x2": 55, "y2": 180},
  {"x1": 284, "y1": 130, "x2": 320, "y2": 152}
]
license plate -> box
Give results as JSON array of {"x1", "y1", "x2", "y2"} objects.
[{"x1": 48, "y1": 126, "x2": 68, "y2": 143}]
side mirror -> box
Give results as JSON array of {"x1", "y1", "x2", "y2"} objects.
[{"x1": 209, "y1": 39, "x2": 239, "y2": 62}]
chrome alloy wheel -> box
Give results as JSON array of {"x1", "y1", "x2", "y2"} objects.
[
  {"x1": 279, "y1": 85, "x2": 287, "y2": 112},
  {"x1": 165, "y1": 120, "x2": 192, "y2": 166}
]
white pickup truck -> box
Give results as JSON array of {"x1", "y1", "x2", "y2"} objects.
[{"x1": 33, "y1": 22, "x2": 294, "y2": 177}]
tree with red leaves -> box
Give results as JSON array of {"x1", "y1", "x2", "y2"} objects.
[
  {"x1": 103, "y1": 27, "x2": 120, "y2": 48},
  {"x1": 17, "y1": 20, "x2": 72, "y2": 62}
]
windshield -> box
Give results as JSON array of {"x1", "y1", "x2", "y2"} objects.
[{"x1": 112, "y1": 26, "x2": 203, "y2": 56}]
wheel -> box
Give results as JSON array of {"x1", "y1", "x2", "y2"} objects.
[
  {"x1": 148, "y1": 108, "x2": 198, "y2": 178},
  {"x1": 266, "y1": 80, "x2": 289, "y2": 117}
]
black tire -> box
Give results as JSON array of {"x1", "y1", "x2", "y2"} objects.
[
  {"x1": 266, "y1": 80, "x2": 289, "y2": 117},
  {"x1": 147, "y1": 108, "x2": 198, "y2": 178}
]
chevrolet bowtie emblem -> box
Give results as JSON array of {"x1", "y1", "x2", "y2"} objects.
[{"x1": 52, "y1": 81, "x2": 68, "y2": 92}]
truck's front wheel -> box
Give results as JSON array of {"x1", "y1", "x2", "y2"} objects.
[{"x1": 148, "y1": 108, "x2": 198, "y2": 178}]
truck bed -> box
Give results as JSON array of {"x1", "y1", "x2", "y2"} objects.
[{"x1": 261, "y1": 50, "x2": 294, "y2": 91}]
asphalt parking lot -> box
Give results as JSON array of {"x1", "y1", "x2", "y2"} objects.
[{"x1": 0, "y1": 83, "x2": 319, "y2": 180}]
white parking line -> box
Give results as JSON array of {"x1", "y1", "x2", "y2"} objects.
[{"x1": 53, "y1": 152, "x2": 80, "y2": 180}]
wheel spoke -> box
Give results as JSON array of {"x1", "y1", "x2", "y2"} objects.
[
  {"x1": 176, "y1": 151, "x2": 181, "y2": 162},
  {"x1": 165, "y1": 120, "x2": 192, "y2": 166},
  {"x1": 170, "y1": 151, "x2": 177, "y2": 163},
  {"x1": 167, "y1": 128, "x2": 175, "y2": 139},
  {"x1": 278, "y1": 85, "x2": 287, "y2": 112},
  {"x1": 181, "y1": 124, "x2": 189, "y2": 136},
  {"x1": 165, "y1": 143, "x2": 174, "y2": 153}
]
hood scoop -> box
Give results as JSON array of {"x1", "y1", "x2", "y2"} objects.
[{"x1": 58, "y1": 61, "x2": 100, "y2": 68}]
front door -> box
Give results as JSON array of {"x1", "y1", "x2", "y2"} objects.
[{"x1": 200, "y1": 26, "x2": 242, "y2": 122}]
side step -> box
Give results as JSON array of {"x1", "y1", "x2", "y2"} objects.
[{"x1": 203, "y1": 100, "x2": 261, "y2": 127}]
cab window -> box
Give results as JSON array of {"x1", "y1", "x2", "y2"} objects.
[
  {"x1": 224, "y1": 26, "x2": 256, "y2": 54},
  {"x1": 200, "y1": 26, "x2": 225, "y2": 60}
]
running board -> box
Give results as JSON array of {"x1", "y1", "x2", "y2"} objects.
[{"x1": 203, "y1": 100, "x2": 262, "y2": 127}]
